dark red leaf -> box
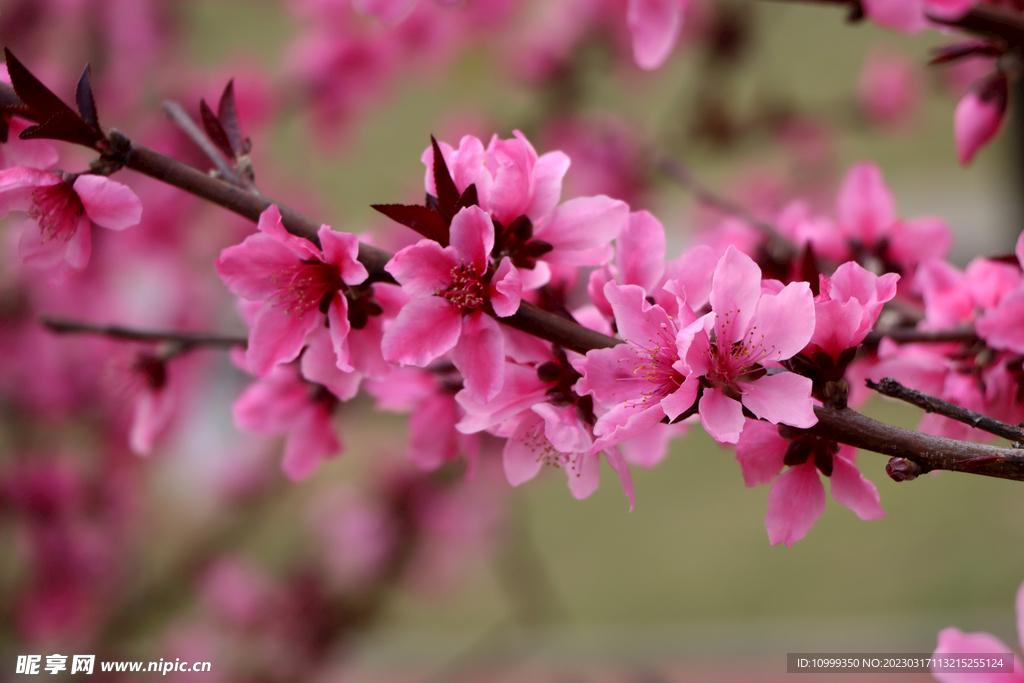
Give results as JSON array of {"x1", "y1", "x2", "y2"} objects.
[
  {"x1": 431, "y1": 135, "x2": 459, "y2": 223},
  {"x1": 4, "y1": 49, "x2": 79, "y2": 123},
  {"x1": 454, "y1": 183, "x2": 478, "y2": 214},
  {"x1": 372, "y1": 203, "x2": 450, "y2": 246},
  {"x1": 929, "y1": 42, "x2": 1001, "y2": 66},
  {"x1": 19, "y1": 111, "x2": 103, "y2": 146},
  {"x1": 75, "y1": 64, "x2": 99, "y2": 129},
  {"x1": 217, "y1": 79, "x2": 243, "y2": 156},
  {"x1": 199, "y1": 98, "x2": 234, "y2": 160},
  {"x1": 0, "y1": 117, "x2": 7, "y2": 144}
]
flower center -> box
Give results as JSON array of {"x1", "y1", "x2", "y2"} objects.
[
  {"x1": 707, "y1": 324, "x2": 774, "y2": 389},
  {"x1": 622, "y1": 322, "x2": 685, "y2": 406},
  {"x1": 440, "y1": 263, "x2": 485, "y2": 312},
  {"x1": 268, "y1": 261, "x2": 344, "y2": 316},
  {"x1": 29, "y1": 183, "x2": 84, "y2": 243}
]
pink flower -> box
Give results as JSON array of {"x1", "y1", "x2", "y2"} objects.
[
  {"x1": 382, "y1": 205, "x2": 521, "y2": 403},
  {"x1": 834, "y1": 162, "x2": 952, "y2": 274},
  {"x1": 857, "y1": 49, "x2": 922, "y2": 128},
  {"x1": 806, "y1": 261, "x2": 900, "y2": 361},
  {"x1": 0, "y1": 167, "x2": 142, "y2": 284},
  {"x1": 932, "y1": 578, "x2": 1024, "y2": 682},
  {"x1": 735, "y1": 420, "x2": 884, "y2": 546},
  {"x1": 503, "y1": 403, "x2": 635, "y2": 509},
  {"x1": 954, "y1": 72, "x2": 1007, "y2": 166},
  {"x1": 686, "y1": 246, "x2": 817, "y2": 444},
  {"x1": 976, "y1": 231, "x2": 1024, "y2": 353},
  {"x1": 576, "y1": 280, "x2": 702, "y2": 452},
  {"x1": 233, "y1": 363, "x2": 342, "y2": 481},
  {"x1": 215, "y1": 205, "x2": 368, "y2": 378},
  {"x1": 425, "y1": 132, "x2": 629, "y2": 283},
  {"x1": 627, "y1": 0, "x2": 689, "y2": 70}
]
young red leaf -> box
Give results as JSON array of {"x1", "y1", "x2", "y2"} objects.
[
  {"x1": 430, "y1": 134, "x2": 460, "y2": 223},
  {"x1": 217, "y1": 79, "x2": 244, "y2": 156},
  {"x1": 75, "y1": 64, "x2": 99, "y2": 129},
  {"x1": 4, "y1": 49, "x2": 79, "y2": 123},
  {"x1": 199, "y1": 98, "x2": 234, "y2": 160},
  {"x1": 372, "y1": 203, "x2": 450, "y2": 246}
]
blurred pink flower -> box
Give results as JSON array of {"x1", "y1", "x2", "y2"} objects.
[
  {"x1": 858, "y1": 49, "x2": 923, "y2": 128},
  {"x1": 0, "y1": 168, "x2": 142, "y2": 284},
  {"x1": 954, "y1": 72, "x2": 1007, "y2": 166},
  {"x1": 932, "y1": 578, "x2": 1024, "y2": 682}
]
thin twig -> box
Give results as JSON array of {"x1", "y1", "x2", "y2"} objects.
[
  {"x1": 7, "y1": 82, "x2": 1024, "y2": 482},
  {"x1": 862, "y1": 327, "x2": 981, "y2": 346},
  {"x1": 42, "y1": 317, "x2": 247, "y2": 349},
  {"x1": 867, "y1": 376, "x2": 1024, "y2": 444},
  {"x1": 162, "y1": 101, "x2": 243, "y2": 185}
]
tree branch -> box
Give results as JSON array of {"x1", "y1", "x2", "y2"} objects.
[
  {"x1": 862, "y1": 327, "x2": 981, "y2": 346},
  {"x1": 161, "y1": 100, "x2": 243, "y2": 185},
  {"x1": 42, "y1": 318, "x2": 247, "y2": 349},
  {"x1": 761, "y1": 0, "x2": 1024, "y2": 46},
  {"x1": 867, "y1": 376, "x2": 1024, "y2": 444},
  {"x1": 7, "y1": 82, "x2": 1024, "y2": 482}
]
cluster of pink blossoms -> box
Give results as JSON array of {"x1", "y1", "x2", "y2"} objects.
[{"x1": 202, "y1": 128, "x2": 976, "y2": 546}]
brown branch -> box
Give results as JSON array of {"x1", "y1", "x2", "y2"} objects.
[
  {"x1": 862, "y1": 327, "x2": 981, "y2": 346},
  {"x1": 808, "y1": 405, "x2": 1024, "y2": 481},
  {"x1": 867, "y1": 376, "x2": 1024, "y2": 443},
  {"x1": 7, "y1": 83, "x2": 1024, "y2": 483},
  {"x1": 42, "y1": 317, "x2": 247, "y2": 349},
  {"x1": 761, "y1": 0, "x2": 1024, "y2": 46}
]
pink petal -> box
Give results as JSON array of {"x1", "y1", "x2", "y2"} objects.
[
  {"x1": 490, "y1": 256, "x2": 522, "y2": 317},
  {"x1": 1017, "y1": 579, "x2": 1024, "y2": 654},
  {"x1": 955, "y1": 82, "x2": 1006, "y2": 166},
  {"x1": 660, "y1": 244, "x2": 718, "y2": 312},
  {"x1": 449, "y1": 205, "x2": 494, "y2": 275},
  {"x1": 533, "y1": 403, "x2": 591, "y2": 454},
  {"x1": 587, "y1": 266, "x2": 615, "y2": 318},
  {"x1": 233, "y1": 367, "x2": 310, "y2": 433},
  {"x1": 130, "y1": 387, "x2": 175, "y2": 455},
  {"x1": 504, "y1": 412, "x2": 547, "y2": 486},
  {"x1": 532, "y1": 195, "x2": 629, "y2": 266},
  {"x1": 381, "y1": 296, "x2": 462, "y2": 366},
  {"x1": 734, "y1": 419, "x2": 787, "y2": 487},
  {"x1": 604, "y1": 446, "x2": 636, "y2": 510},
  {"x1": 216, "y1": 234, "x2": 301, "y2": 301},
  {"x1": 741, "y1": 372, "x2": 817, "y2": 429},
  {"x1": 385, "y1": 240, "x2": 459, "y2": 296},
  {"x1": 925, "y1": 0, "x2": 977, "y2": 20},
  {"x1": 281, "y1": 405, "x2": 341, "y2": 481},
  {"x1": 698, "y1": 386, "x2": 745, "y2": 444},
  {"x1": 318, "y1": 225, "x2": 368, "y2": 285},
  {"x1": 591, "y1": 401, "x2": 669, "y2": 454},
  {"x1": 835, "y1": 162, "x2": 896, "y2": 246},
  {"x1": 977, "y1": 287, "x2": 1024, "y2": 354},
  {"x1": 409, "y1": 393, "x2": 459, "y2": 471},
  {"x1": 327, "y1": 293, "x2": 353, "y2": 372},
  {"x1": 351, "y1": 0, "x2": 418, "y2": 25},
  {"x1": 932, "y1": 627, "x2": 1022, "y2": 683},
  {"x1": 627, "y1": 0, "x2": 685, "y2": 70},
  {"x1": 348, "y1": 315, "x2": 391, "y2": 379},
  {"x1": 604, "y1": 280, "x2": 673, "y2": 345},
  {"x1": 862, "y1": 0, "x2": 927, "y2": 33},
  {"x1": 619, "y1": 423, "x2": 673, "y2": 469},
  {"x1": 451, "y1": 311, "x2": 505, "y2": 403},
  {"x1": 888, "y1": 216, "x2": 952, "y2": 269},
  {"x1": 829, "y1": 449, "x2": 885, "y2": 520},
  {"x1": 72, "y1": 174, "x2": 142, "y2": 231},
  {"x1": 617, "y1": 210, "x2": 666, "y2": 293},
  {"x1": 486, "y1": 132, "x2": 536, "y2": 226},
  {"x1": 257, "y1": 205, "x2": 320, "y2": 261},
  {"x1": 62, "y1": 215, "x2": 92, "y2": 271},
  {"x1": 709, "y1": 246, "x2": 762, "y2": 346},
  {"x1": 300, "y1": 327, "x2": 362, "y2": 401},
  {"x1": 750, "y1": 280, "x2": 815, "y2": 362},
  {"x1": 246, "y1": 304, "x2": 322, "y2": 378},
  {"x1": 526, "y1": 148, "x2": 570, "y2": 221},
  {"x1": 566, "y1": 451, "x2": 601, "y2": 501},
  {"x1": 766, "y1": 462, "x2": 826, "y2": 546}
]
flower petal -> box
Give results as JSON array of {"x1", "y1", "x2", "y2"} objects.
[
  {"x1": 628, "y1": 0, "x2": 685, "y2": 70},
  {"x1": 449, "y1": 205, "x2": 494, "y2": 275},
  {"x1": 246, "y1": 304, "x2": 322, "y2": 378},
  {"x1": 385, "y1": 240, "x2": 459, "y2": 296},
  {"x1": 451, "y1": 311, "x2": 505, "y2": 403},
  {"x1": 698, "y1": 386, "x2": 745, "y2": 444},
  {"x1": 381, "y1": 296, "x2": 462, "y2": 367},
  {"x1": 829, "y1": 449, "x2": 885, "y2": 521},
  {"x1": 766, "y1": 462, "x2": 826, "y2": 547},
  {"x1": 73, "y1": 174, "x2": 142, "y2": 231},
  {"x1": 741, "y1": 372, "x2": 817, "y2": 429},
  {"x1": 734, "y1": 419, "x2": 787, "y2": 487}
]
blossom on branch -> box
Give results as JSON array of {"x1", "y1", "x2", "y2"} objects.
[
  {"x1": 215, "y1": 205, "x2": 369, "y2": 378},
  {"x1": 0, "y1": 167, "x2": 142, "y2": 285}
]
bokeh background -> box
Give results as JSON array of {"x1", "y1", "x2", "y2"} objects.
[{"x1": 1, "y1": 0, "x2": 1022, "y2": 680}]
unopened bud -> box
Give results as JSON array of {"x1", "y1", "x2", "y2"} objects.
[{"x1": 885, "y1": 457, "x2": 921, "y2": 482}]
